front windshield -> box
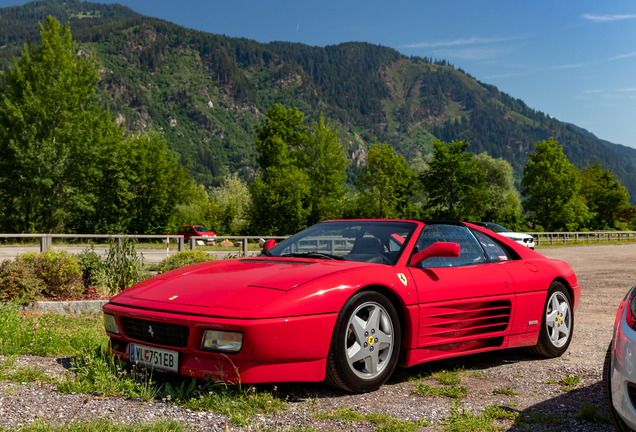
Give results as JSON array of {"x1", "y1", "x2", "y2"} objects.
[
  {"x1": 264, "y1": 221, "x2": 417, "y2": 265},
  {"x1": 194, "y1": 226, "x2": 213, "y2": 233},
  {"x1": 489, "y1": 224, "x2": 510, "y2": 233}
]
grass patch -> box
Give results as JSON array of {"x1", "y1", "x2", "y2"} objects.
[
  {"x1": 575, "y1": 402, "x2": 611, "y2": 424},
  {"x1": 0, "y1": 418, "x2": 184, "y2": 431},
  {"x1": 439, "y1": 403, "x2": 498, "y2": 432},
  {"x1": 483, "y1": 405, "x2": 520, "y2": 421},
  {"x1": 314, "y1": 408, "x2": 427, "y2": 431},
  {"x1": 492, "y1": 385, "x2": 518, "y2": 396},
  {"x1": 559, "y1": 375, "x2": 581, "y2": 391},
  {"x1": 0, "y1": 303, "x2": 107, "y2": 357},
  {"x1": 414, "y1": 383, "x2": 468, "y2": 399},
  {"x1": 432, "y1": 369, "x2": 462, "y2": 386},
  {"x1": 542, "y1": 378, "x2": 558, "y2": 384}
]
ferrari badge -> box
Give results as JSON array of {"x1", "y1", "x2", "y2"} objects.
[
  {"x1": 397, "y1": 273, "x2": 408, "y2": 286},
  {"x1": 168, "y1": 295, "x2": 178, "y2": 301}
]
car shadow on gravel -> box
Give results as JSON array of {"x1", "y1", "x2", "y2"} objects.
[{"x1": 505, "y1": 382, "x2": 612, "y2": 431}]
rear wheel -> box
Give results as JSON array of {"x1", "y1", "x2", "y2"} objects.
[
  {"x1": 526, "y1": 281, "x2": 573, "y2": 357},
  {"x1": 325, "y1": 291, "x2": 401, "y2": 393},
  {"x1": 603, "y1": 341, "x2": 635, "y2": 432}
]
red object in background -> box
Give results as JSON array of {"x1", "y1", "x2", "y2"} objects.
[
  {"x1": 104, "y1": 219, "x2": 580, "y2": 393},
  {"x1": 177, "y1": 225, "x2": 217, "y2": 244}
]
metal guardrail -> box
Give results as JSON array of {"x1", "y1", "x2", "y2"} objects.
[
  {"x1": 188, "y1": 236, "x2": 290, "y2": 256},
  {"x1": 521, "y1": 231, "x2": 636, "y2": 246},
  {"x1": 0, "y1": 234, "x2": 185, "y2": 253}
]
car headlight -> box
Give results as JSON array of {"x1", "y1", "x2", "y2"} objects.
[
  {"x1": 103, "y1": 314, "x2": 120, "y2": 334},
  {"x1": 508, "y1": 237, "x2": 523, "y2": 241},
  {"x1": 201, "y1": 330, "x2": 243, "y2": 353}
]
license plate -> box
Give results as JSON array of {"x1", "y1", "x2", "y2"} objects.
[{"x1": 129, "y1": 343, "x2": 179, "y2": 372}]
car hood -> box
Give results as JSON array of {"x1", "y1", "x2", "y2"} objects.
[
  {"x1": 499, "y1": 232, "x2": 532, "y2": 240},
  {"x1": 111, "y1": 257, "x2": 372, "y2": 315}
]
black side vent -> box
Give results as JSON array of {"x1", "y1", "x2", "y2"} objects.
[{"x1": 120, "y1": 317, "x2": 189, "y2": 348}]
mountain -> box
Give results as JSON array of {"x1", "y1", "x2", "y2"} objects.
[{"x1": 2, "y1": 0, "x2": 636, "y2": 200}]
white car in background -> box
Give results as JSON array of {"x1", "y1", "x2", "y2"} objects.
[{"x1": 471, "y1": 222, "x2": 535, "y2": 249}]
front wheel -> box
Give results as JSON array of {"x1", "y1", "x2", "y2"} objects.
[
  {"x1": 325, "y1": 291, "x2": 401, "y2": 393},
  {"x1": 526, "y1": 281, "x2": 573, "y2": 357}
]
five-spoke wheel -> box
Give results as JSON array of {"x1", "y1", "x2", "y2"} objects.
[
  {"x1": 527, "y1": 281, "x2": 573, "y2": 357},
  {"x1": 326, "y1": 291, "x2": 401, "y2": 393}
]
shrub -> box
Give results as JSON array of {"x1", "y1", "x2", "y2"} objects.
[
  {"x1": 17, "y1": 250, "x2": 83, "y2": 299},
  {"x1": 104, "y1": 235, "x2": 145, "y2": 294},
  {"x1": 158, "y1": 250, "x2": 216, "y2": 272},
  {"x1": 0, "y1": 260, "x2": 42, "y2": 304},
  {"x1": 77, "y1": 245, "x2": 109, "y2": 296}
]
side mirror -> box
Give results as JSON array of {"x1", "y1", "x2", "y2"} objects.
[
  {"x1": 410, "y1": 242, "x2": 460, "y2": 267},
  {"x1": 262, "y1": 239, "x2": 276, "y2": 251}
]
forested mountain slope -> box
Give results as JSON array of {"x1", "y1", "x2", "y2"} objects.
[{"x1": 2, "y1": 0, "x2": 636, "y2": 198}]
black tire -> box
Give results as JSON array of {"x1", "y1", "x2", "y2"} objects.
[
  {"x1": 325, "y1": 290, "x2": 401, "y2": 393},
  {"x1": 603, "y1": 341, "x2": 635, "y2": 432},
  {"x1": 526, "y1": 281, "x2": 573, "y2": 357}
]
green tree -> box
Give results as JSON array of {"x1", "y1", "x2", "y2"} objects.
[
  {"x1": 297, "y1": 113, "x2": 348, "y2": 224},
  {"x1": 474, "y1": 152, "x2": 524, "y2": 227},
  {"x1": 253, "y1": 104, "x2": 305, "y2": 170},
  {"x1": 421, "y1": 140, "x2": 491, "y2": 221},
  {"x1": 521, "y1": 138, "x2": 591, "y2": 231},
  {"x1": 579, "y1": 163, "x2": 631, "y2": 229},
  {"x1": 248, "y1": 167, "x2": 311, "y2": 235},
  {"x1": 0, "y1": 16, "x2": 123, "y2": 233},
  {"x1": 356, "y1": 142, "x2": 414, "y2": 218}
]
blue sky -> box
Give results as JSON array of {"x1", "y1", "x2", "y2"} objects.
[{"x1": 3, "y1": 0, "x2": 636, "y2": 148}]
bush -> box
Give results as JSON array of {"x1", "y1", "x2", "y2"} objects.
[
  {"x1": 77, "y1": 245, "x2": 109, "y2": 296},
  {"x1": 104, "y1": 235, "x2": 145, "y2": 295},
  {"x1": 17, "y1": 250, "x2": 83, "y2": 299},
  {"x1": 0, "y1": 260, "x2": 42, "y2": 304},
  {"x1": 158, "y1": 250, "x2": 216, "y2": 273}
]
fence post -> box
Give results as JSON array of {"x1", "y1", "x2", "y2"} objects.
[
  {"x1": 178, "y1": 236, "x2": 184, "y2": 252},
  {"x1": 40, "y1": 235, "x2": 47, "y2": 253},
  {"x1": 550, "y1": 234, "x2": 553, "y2": 245},
  {"x1": 243, "y1": 238, "x2": 248, "y2": 257},
  {"x1": 190, "y1": 238, "x2": 196, "y2": 250}
]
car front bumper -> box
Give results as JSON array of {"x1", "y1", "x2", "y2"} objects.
[
  {"x1": 610, "y1": 287, "x2": 636, "y2": 430},
  {"x1": 103, "y1": 302, "x2": 337, "y2": 383}
]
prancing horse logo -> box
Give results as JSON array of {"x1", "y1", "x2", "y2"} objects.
[{"x1": 148, "y1": 325, "x2": 155, "y2": 338}]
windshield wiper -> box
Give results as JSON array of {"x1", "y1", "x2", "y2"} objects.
[{"x1": 281, "y1": 251, "x2": 345, "y2": 260}]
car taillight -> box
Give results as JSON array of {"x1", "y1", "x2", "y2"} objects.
[{"x1": 627, "y1": 296, "x2": 636, "y2": 330}]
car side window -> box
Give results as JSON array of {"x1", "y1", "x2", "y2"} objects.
[
  {"x1": 471, "y1": 229, "x2": 510, "y2": 262},
  {"x1": 415, "y1": 224, "x2": 485, "y2": 268},
  {"x1": 186, "y1": 227, "x2": 195, "y2": 233}
]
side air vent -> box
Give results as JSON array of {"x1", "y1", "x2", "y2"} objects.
[{"x1": 419, "y1": 300, "x2": 512, "y2": 348}]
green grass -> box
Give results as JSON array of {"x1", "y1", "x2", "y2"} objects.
[
  {"x1": 313, "y1": 408, "x2": 427, "y2": 432},
  {"x1": 438, "y1": 404, "x2": 498, "y2": 432},
  {"x1": 414, "y1": 383, "x2": 468, "y2": 399},
  {"x1": 0, "y1": 303, "x2": 107, "y2": 357},
  {"x1": 559, "y1": 375, "x2": 581, "y2": 391},
  {"x1": 483, "y1": 405, "x2": 520, "y2": 421},
  {"x1": 575, "y1": 403, "x2": 610, "y2": 424},
  {"x1": 0, "y1": 418, "x2": 184, "y2": 432},
  {"x1": 536, "y1": 239, "x2": 636, "y2": 249},
  {"x1": 492, "y1": 385, "x2": 518, "y2": 396},
  {"x1": 431, "y1": 369, "x2": 462, "y2": 386}
]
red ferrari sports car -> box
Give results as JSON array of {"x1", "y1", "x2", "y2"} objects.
[{"x1": 103, "y1": 220, "x2": 580, "y2": 393}]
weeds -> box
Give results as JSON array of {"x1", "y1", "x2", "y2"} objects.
[
  {"x1": 575, "y1": 402, "x2": 611, "y2": 424},
  {"x1": 432, "y1": 369, "x2": 462, "y2": 386},
  {"x1": 492, "y1": 385, "x2": 518, "y2": 396},
  {"x1": 314, "y1": 408, "x2": 427, "y2": 431},
  {"x1": 414, "y1": 383, "x2": 468, "y2": 399},
  {"x1": 0, "y1": 303, "x2": 107, "y2": 357},
  {"x1": 0, "y1": 418, "x2": 185, "y2": 431},
  {"x1": 483, "y1": 405, "x2": 520, "y2": 421},
  {"x1": 559, "y1": 375, "x2": 581, "y2": 391},
  {"x1": 439, "y1": 403, "x2": 498, "y2": 432}
]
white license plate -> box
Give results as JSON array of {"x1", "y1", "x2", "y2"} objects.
[{"x1": 129, "y1": 343, "x2": 179, "y2": 372}]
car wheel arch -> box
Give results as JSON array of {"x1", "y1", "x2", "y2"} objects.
[
  {"x1": 348, "y1": 284, "x2": 408, "y2": 346},
  {"x1": 552, "y1": 276, "x2": 574, "y2": 304}
]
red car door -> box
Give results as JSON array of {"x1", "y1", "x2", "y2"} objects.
[{"x1": 406, "y1": 223, "x2": 515, "y2": 364}]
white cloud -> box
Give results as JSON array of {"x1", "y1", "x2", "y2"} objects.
[
  {"x1": 433, "y1": 46, "x2": 514, "y2": 61},
  {"x1": 609, "y1": 51, "x2": 636, "y2": 60},
  {"x1": 617, "y1": 87, "x2": 636, "y2": 92},
  {"x1": 582, "y1": 13, "x2": 636, "y2": 22},
  {"x1": 403, "y1": 36, "x2": 518, "y2": 48},
  {"x1": 548, "y1": 63, "x2": 588, "y2": 70}
]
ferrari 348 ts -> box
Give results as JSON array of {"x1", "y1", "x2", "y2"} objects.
[{"x1": 103, "y1": 220, "x2": 580, "y2": 393}]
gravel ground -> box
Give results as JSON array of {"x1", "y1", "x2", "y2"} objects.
[{"x1": 2, "y1": 244, "x2": 634, "y2": 431}]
